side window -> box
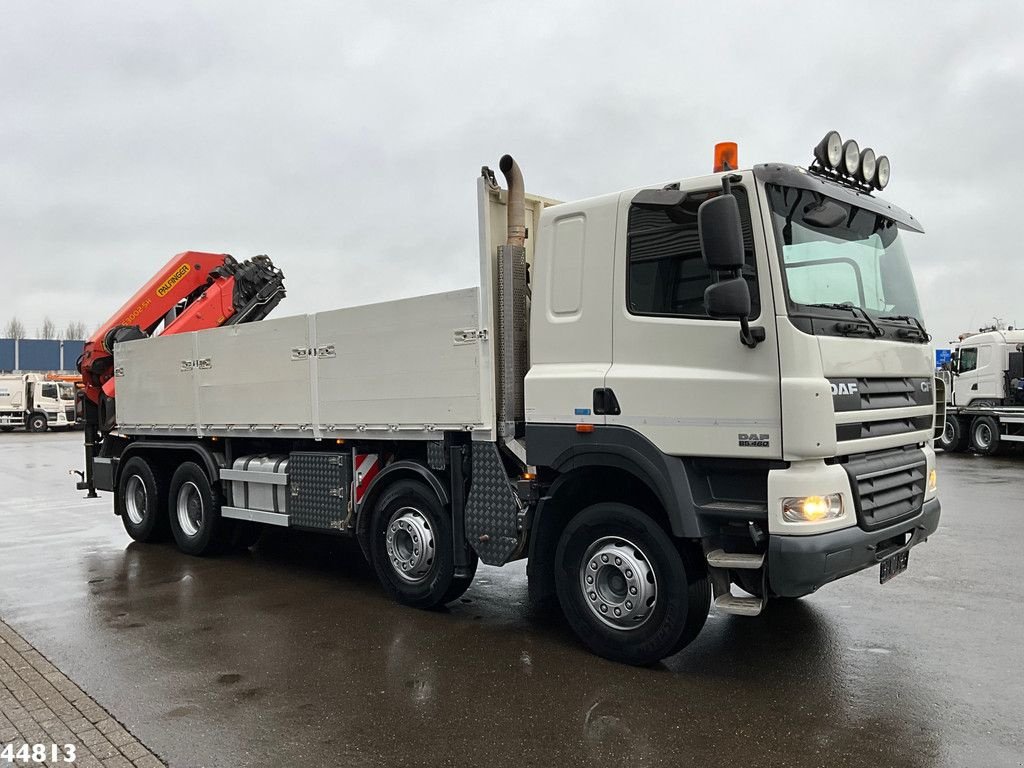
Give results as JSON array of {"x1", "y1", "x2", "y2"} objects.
[
  {"x1": 41, "y1": 383, "x2": 58, "y2": 399},
  {"x1": 627, "y1": 187, "x2": 758, "y2": 319},
  {"x1": 959, "y1": 348, "x2": 978, "y2": 373},
  {"x1": 978, "y1": 346, "x2": 992, "y2": 369}
]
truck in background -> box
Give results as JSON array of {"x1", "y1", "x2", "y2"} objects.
[
  {"x1": 80, "y1": 134, "x2": 943, "y2": 665},
  {"x1": 939, "y1": 328, "x2": 1024, "y2": 454},
  {"x1": 0, "y1": 373, "x2": 77, "y2": 432}
]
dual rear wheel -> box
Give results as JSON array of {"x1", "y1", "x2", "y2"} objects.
[{"x1": 116, "y1": 457, "x2": 228, "y2": 555}]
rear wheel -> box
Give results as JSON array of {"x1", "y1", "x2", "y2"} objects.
[
  {"x1": 938, "y1": 415, "x2": 969, "y2": 452},
  {"x1": 554, "y1": 503, "x2": 710, "y2": 666},
  {"x1": 168, "y1": 462, "x2": 225, "y2": 556},
  {"x1": 116, "y1": 456, "x2": 170, "y2": 542},
  {"x1": 971, "y1": 415, "x2": 1001, "y2": 455},
  {"x1": 369, "y1": 479, "x2": 474, "y2": 608},
  {"x1": 27, "y1": 413, "x2": 47, "y2": 433}
]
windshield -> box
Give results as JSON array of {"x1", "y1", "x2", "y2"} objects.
[
  {"x1": 766, "y1": 183, "x2": 923, "y2": 323},
  {"x1": 59, "y1": 383, "x2": 75, "y2": 400}
]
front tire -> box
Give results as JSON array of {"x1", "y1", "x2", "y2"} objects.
[
  {"x1": 971, "y1": 415, "x2": 1001, "y2": 455},
  {"x1": 369, "y1": 479, "x2": 474, "y2": 608},
  {"x1": 116, "y1": 456, "x2": 170, "y2": 542},
  {"x1": 554, "y1": 503, "x2": 710, "y2": 665},
  {"x1": 938, "y1": 415, "x2": 969, "y2": 452},
  {"x1": 27, "y1": 413, "x2": 47, "y2": 433},
  {"x1": 168, "y1": 462, "x2": 225, "y2": 556}
]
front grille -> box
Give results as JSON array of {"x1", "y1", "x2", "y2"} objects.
[
  {"x1": 65, "y1": 407, "x2": 75, "y2": 421},
  {"x1": 842, "y1": 446, "x2": 926, "y2": 531},
  {"x1": 836, "y1": 414, "x2": 933, "y2": 442},
  {"x1": 830, "y1": 377, "x2": 932, "y2": 412},
  {"x1": 830, "y1": 377, "x2": 933, "y2": 444}
]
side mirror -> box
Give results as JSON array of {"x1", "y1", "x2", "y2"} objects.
[
  {"x1": 698, "y1": 195, "x2": 745, "y2": 270},
  {"x1": 705, "y1": 277, "x2": 750, "y2": 319},
  {"x1": 698, "y1": 192, "x2": 763, "y2": 348}
]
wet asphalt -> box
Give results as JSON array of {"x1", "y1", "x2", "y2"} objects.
[{"x1": 0, "y1": 431, "x2": 1021, "y2": 768}]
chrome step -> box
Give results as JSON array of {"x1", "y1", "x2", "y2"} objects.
[
  {"x1": 713, "y1": 593, "x2": 763, "y2": 617},
  {"x1": 706, "y1": 549, "x2": 765, "y2": 570}
]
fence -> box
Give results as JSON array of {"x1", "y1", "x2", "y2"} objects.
[{"x1": 0, "y1": 339, "x2": 86, "y2": 373}]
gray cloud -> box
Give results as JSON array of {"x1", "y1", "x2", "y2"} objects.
[{"x1": 2, "y1": 0, "x2": 1022, "y2": 347}]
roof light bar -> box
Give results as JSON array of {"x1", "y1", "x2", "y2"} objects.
[{"x1": 811, "y1": 131, "x2": 890, "y2": 191}]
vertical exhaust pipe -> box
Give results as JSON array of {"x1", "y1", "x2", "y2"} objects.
[
  {"x1": 499, "y1": 154, "x2": 526, "y2": 248},
  {"x1": 496, "y1": 155, "x2": 528, "y2": 442}
]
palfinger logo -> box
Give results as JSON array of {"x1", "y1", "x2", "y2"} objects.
[{"x1": 157, "y1": 263, "x2": 191, "y2": 297}]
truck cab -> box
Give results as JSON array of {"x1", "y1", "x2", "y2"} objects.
[
  {"x1": 524, "y1": 138, "x2": 940, "y2": 631},
  {"x1": 0, "y1": 374, "x2": 77, "y2": 432},
  {"x1": 939, "y1": 329, "x2": 1024, "y2": 454}
]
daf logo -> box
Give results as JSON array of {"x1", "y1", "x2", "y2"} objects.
[{"x1": 830, "y1": 382, "x2": 859, "y2": 396}]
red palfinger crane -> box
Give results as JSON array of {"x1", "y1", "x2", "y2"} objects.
[{"x1": 75, "y1": 251, "x2": 285, "y2": 495}]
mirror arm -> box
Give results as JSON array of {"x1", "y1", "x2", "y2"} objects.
[
  {"x1": 721, "y1": 173, "x2": 741, "y2": 196},
  {"x1": 739, "y1": 318, "x2": 766, "y2": 349}
]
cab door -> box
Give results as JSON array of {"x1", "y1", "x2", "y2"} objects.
[
  {"x1": 953, "y1": 346, "x2": 979, "y2": 405},
  {"x1": 604, "y1": 173, "x2": 782, "y2": 459}
]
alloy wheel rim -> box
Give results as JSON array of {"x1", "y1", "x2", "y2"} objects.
[
  {"x1": 385, "y1": 506, "x2": 435, "y2": 583},
  {"x1": 124, "y1": 475, "x2": 146, "y2": 525},
  {"x1": 976, "y1": 423, "x2": 992, "y2": 448},
  {"x1": 176, "y1": 481, "x2": 204, "y2": 537},
  {"x1": 579, "y1": 536, "x2": 658, "y2": 631}
]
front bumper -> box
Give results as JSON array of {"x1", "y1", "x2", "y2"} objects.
[{"x1": 768, "y1": 498, "x2": 941, "y2": 597}]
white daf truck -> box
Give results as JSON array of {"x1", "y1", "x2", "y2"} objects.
[
  {"x1": 83, "y1": 134, "x2": 942, "y2": 664},
  {"x1": 0, "y1": 373, "x2": 77, "y2": 432},
  {"x1": 939, "y1": 328, "x2": 1024, "y2": 454}
]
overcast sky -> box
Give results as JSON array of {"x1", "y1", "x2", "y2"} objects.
[{"x1": 2, "y1": 1, "x2": 1022, "y2": 347}]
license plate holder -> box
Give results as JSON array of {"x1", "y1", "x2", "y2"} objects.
[{"x1": 879, "y1": 550, "x2": 910, "y2": 584}]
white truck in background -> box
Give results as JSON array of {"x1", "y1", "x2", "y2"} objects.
[
  {"x1": 83, "y1": 134, "x2": 943, "y2": 665},
  {"x1": 0, "y1": 373, "x2": 77, "y2": 432},
  {"x1": 939, "y1": 328, "x2": 1024, "y2": 455}
]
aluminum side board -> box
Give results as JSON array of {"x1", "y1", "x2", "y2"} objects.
[{"x1": 114, "y1": 287, "x2": 489, "y2": 440}]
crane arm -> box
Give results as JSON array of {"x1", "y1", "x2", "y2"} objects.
[{"x1": 78, "y1": 250, "x2": 285, "y2": 419}]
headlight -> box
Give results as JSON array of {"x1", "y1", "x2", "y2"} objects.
[
  {"x1": 859, "y1": 148, "x2": 876, "y2": 185},
  {"x1": 875, "y1": 155, "x2": 890, "y2": 189},
  {"x1": 841, "y1": 140, "x2": 860, "y2": 176},
  {"x1": 928, "y1": 468, "x2": 937, "y2": 492},
  {"x1": 782, "y1": 494, "x2": 844, "y2": 523},
  {"x1": 814, "y1": 130, "x2": 843, "y2": 169}
]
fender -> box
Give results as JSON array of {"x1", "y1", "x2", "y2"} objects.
[
  {"x1": 525, "y1": 423, "x2": 700, "y2": 537},
  {"x1": 355, "y1": 460, "x2": 449, "y2": 559},
  {"x1": 119, "y1": 440, "x2": 225, "y2": 486}
]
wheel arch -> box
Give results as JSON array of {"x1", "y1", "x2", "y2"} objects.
[
  {"x1": 527, "y1": 463, "x2": 678, "y2": 607},
  {"x1": 118, "y1": 440, "x2": 226, "y2": 488},
  {"x1": 355, "y1": 459, "x2": 449, "y2": 560}
]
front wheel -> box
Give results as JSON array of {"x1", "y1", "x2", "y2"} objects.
[
  {"x1": 27, "y1": 413, "x2": 47, "y2": 433},
  {"x1": 555, "y1": 503, "x2": 710, "y2": 666},
  {"x1": 168, "y1": 462, "x2": 225, "y2": 556},
  {"x1": 369, "y1": 479, "x2": 475, "y2": 608},
  {"x1": 938, "y1": 415, "x2": 969, "y2": 452}
]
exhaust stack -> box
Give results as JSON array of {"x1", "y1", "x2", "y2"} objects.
[
  {"x1": 499, "y1": 154, "x2": 526, "y2": 248},
  {"x1": 496, "y1": 155, "x2": 528, "y2": 442}
]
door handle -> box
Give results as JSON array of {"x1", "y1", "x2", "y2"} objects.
[
  {"x1": 971, "y1": 383, "x2": 978, "y2": 390},
  {"x1": 593, "y1": 388, "x2": 621, "y2": 416}
]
